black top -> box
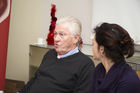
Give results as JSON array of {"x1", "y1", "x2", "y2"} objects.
[
  {"x1": 19, "y1": 49, "x2": 95, "y2": 93},
  {"x1": 89, "y1": 62, "x2": 140, "y2": 93}
]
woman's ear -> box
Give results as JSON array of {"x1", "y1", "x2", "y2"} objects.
[{"x1": 99, "y1": 45, "x2": 104, "y2": 55}]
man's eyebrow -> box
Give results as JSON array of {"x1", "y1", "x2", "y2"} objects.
[{"x1": 55, "y1": 31, "x2": 65, "y2": 33}]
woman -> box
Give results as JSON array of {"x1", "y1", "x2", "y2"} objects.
[{"x1": 89, "y1": 23, "x2": 140, "y2": 93}]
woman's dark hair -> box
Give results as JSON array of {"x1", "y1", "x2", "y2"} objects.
[{"x1": 94, "y1": 22, "x2": 134, "y2": 63}]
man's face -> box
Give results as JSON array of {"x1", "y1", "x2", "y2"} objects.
[{"x1": 54, "y1": 23, "x2": 78, "y2": 55}]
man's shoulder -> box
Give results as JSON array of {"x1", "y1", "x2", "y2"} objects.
[
  {"x1": 43, "y1": 49, "x2": 57, "y2": 59},
  {"x1": 45, "y1": 49, "x2": 56, "y2": 55},
  {"x1": 78, "y1": 51, "x2": 93, "y2": 61},
  {"x1": 77, "y1": 51, "x2": 95, "y2": 66}
]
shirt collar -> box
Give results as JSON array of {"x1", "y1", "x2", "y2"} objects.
[{"x1": 57, "y1": 47, "x2": 79, "y2": 59}]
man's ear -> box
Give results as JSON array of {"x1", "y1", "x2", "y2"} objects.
[{"x1": 73, "y1": 34, "x2": 80, "y2": 44}]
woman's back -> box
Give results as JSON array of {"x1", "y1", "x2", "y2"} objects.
[{"x1": 89, "y1": 62, "x2": 140, "y2": 93}]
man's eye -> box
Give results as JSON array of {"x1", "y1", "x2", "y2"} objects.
[{"x1": 59, "y1": 33, "x2": 64, "y2": 37}]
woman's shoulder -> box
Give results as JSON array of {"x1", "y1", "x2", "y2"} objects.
[
  {"x1": 95, "y1": 63, "x2": 104, "y2": 70},
  {"x1": 122, "y1": 63, "x2": 139, "y2": 80},
  {"x1": 117, "y1": 65, "x2": 140, "y2": 91},
  {"x1": 117, "y1": 74, "x2": 140, "y2": 93},
  {"x1": 114, "y1": 63, "x2": 140, "y2": 93}
]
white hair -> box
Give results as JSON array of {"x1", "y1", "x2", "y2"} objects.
[{"x1": 56, "y1": 16, "x2": 82, "y2": 37}]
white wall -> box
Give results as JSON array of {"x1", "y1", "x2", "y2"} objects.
[
  {"x1": 41, "y1": 0, "x2": 93, "y2": 44},
  {"x1": 6, "y1": 0, "x2": 42, "y2": 82},
  {"x1": 92, "y1": 0, "x2": 140, "y2": 44}
]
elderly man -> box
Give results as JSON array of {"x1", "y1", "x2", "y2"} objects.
[{"x1": 18, "y1": 16, "x2": 95, "y2": 93}]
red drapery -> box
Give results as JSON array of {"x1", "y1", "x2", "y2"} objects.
[{"x1": 0, "y1": 0, "x2": 12, "y2": 91}]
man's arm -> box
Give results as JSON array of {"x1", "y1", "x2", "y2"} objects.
[
  {"x1": 17, "y1": 52, "x2": 49, "y2": 93},
  {"x1": 17, "y1": 72, "x2": 38, "y2": 93},
  {"x1": 73, "y1": 61, "x2": 95, "y2": 93}
]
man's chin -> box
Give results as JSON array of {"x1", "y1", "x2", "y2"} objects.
[{"x1": 55, "y1": 49, "x2": 64, "y2": 55}]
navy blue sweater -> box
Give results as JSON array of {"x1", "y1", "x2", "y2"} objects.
[{"x1": 89, "y1": 62, "x2": 140, "y2": 93}]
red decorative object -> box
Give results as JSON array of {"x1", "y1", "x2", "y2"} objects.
[
  {"x1": 80, "y1": 37, "x2": 83, "y2": 44},
  {"x1": 46, "y1": 4, "x2": 57, "y2": 45},
  {"x1": 80, "y1": 39, "x2": 83, "y2": 44}
]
